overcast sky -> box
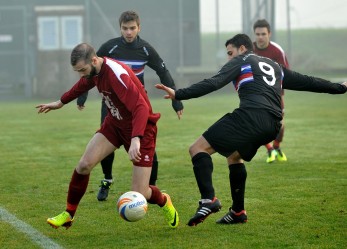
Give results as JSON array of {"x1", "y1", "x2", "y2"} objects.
[{"x1": 200, "y1": 0, "x2": 347, "y2": 32}]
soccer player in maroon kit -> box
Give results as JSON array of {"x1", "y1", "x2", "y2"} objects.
[
  {"x1": 77, "y1": 11, "x2": 184, "y2": 201},
  {"x1": 253, "y1": 19, "x2": 289, "y2": 163},
  {"x1": 36, "y1": 43, "x2": 179, "y2": 229}
]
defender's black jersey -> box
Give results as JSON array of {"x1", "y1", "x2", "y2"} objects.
[
  {"x1": 175, "y1": 52, "x2": 346, "y2": 119},
  {"x1": 176, "y1": 52, "x2": 284, "y2": 118},
  {"x1": 97, "y1": 36, "x2": 175, "y2": 89},
  {"x1": 78, "y1": 36, "x2": 183, "y2": 112}
]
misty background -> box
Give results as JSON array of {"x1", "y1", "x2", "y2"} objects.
[
  {"x1": 0, "y1": 0, "x2": 346, "y2": 100},
  {"x1": 201, "y1": 0, "x2": 347, "y2": 32}
]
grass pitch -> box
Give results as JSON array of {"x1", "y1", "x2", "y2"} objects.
[{"x1": 0, "y1": 90, "x2": 346, "y2": 249}]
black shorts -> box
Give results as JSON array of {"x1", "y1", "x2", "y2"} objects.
[{"x1": 203, "y1": 108, "x2": 281, "y2": 161}]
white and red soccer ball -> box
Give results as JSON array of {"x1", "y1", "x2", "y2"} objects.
[{"x1": 117, "y1": 191, "x2": 148, "y2": 222}]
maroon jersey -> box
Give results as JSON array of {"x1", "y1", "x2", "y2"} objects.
[
  {"x1": 253, "y1": 41, "x2": 289, "y2": 69},
  {"x1": 61, "y1": 57, "x2": 160, "y2": 138}
]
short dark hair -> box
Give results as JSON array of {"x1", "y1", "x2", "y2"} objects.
[
  {"x1": 70, "y1": 43, "x2": 96, "y2": 66},
  {"x1": 225, "y1": 34, "x2": 253, "y2": 51},
  {"x1": 253, "y1": 19, "x2": 271, "y2": 32},
  {"x1": 119, "y1": 10, "x2": 140, "y2": 27}
]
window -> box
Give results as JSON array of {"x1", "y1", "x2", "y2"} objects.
[
  {"x1": 61, "y1": 16, "x2": 82, "y2": 49},
  {"x1": 38, "y1": 17, "x2": 59, "y2": 50},
  {"x1": 38, "y1": 15, "x2": 82, "y2": 50}
]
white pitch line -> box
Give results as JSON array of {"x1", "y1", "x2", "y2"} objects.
[{"x1": 0, "y1": 206, "x2": 63, "y2": 249}]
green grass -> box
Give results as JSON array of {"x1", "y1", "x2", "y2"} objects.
[{"x1": 0, "y1": 90, "x2": 346, "y2": 249}]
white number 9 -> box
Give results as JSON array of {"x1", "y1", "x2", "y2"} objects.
[{"x1": 259, "y1": 62, "x2": 276, "y2": 86}]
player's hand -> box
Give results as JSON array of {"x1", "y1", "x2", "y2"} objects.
[
  {"x1": 176, "y1": 110, "x2": 183, "y2": 120},
  {"x1": 36, "y1": 100, "x2": 64, "y2": 113},
  {"x1": 128, "y1": 137, "x2": 141, "y2": 163},
  {"x1": 342, "y1": 81, "x2": 347, "y2": 88},
  {"x1": 77, "y1": 105, "x2": 85, "y2": 111},
  {"x1": 172, "y1": 99, "x2": 183, "y2": 120},
  {"x1": 155, "y1": 84, "x2": 176, "y2": 100}
]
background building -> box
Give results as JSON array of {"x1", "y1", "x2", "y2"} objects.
[{"x1": 0, "y1": 0, "x2": 200, "y2": 98}]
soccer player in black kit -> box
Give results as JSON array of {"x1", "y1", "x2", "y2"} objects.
[
  {"x1": 156, "y1": 34, "x2": 347, "y2": 226},
  {"x1": 77, "y1": 11, "x2": 183, "y2": 201}
]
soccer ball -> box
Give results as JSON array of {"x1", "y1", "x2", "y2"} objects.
[{"x1": 117, "y1": 191, "x2": 148, "y2": 222}]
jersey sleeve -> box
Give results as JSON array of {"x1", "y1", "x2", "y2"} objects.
[
  {"x1": 145, "y1": 43, "x2": 184, "y2": 112},
  {"x1": 76, "y1": 91, "x2": 88, "y2": 106},
  {"x1": 175, "y1": 60, "x2": 238, "y2": 100},
  {"x1": 145, "y1": 44, "x2": 174, "y2": 87},
  {"x1": 282, "y1": 67, "x2": 347, "y2": 94},
  {"x1": 61, "y1": 78, "x2": 95, "y2": 104}
]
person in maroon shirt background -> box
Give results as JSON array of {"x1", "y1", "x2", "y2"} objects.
[
  {"x1": 253, "y1": 19, "x2": 289, "y2": 163},
  {"x1": 36, "y1": 43, "x2": 179, "y2": 229}
]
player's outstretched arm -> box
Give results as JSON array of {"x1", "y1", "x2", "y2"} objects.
[
  {"x1": 36, "y1": 100, "x2": 64, "y2": 114},
  {"x1": 282, "y1": 68, "x2": 347, "y2": 94}
]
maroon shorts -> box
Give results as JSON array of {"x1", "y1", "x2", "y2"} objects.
[{"x1": 98, "y1": 116, "x2": 157, "y2": 167}]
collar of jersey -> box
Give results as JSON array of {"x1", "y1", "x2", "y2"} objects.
[{"x1": 121, "y1": 36, "x2": 139, "y2": 48}]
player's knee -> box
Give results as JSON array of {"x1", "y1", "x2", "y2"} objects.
[
  {"x1": 188, "y1": 143, "x2": 199, "y2": 157},
  {"x1": 227, "y1": 151, "x2": 243, "y2": 164},
  {"x1": 77, "y1": 158, "x2": 95, "y2": 174},
  {"x1": 189, "y1": 136, "x2": 213, "y2": 157},
  {"x1": 189, "y1": 143, "x2": 212, "y2": 159}
]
